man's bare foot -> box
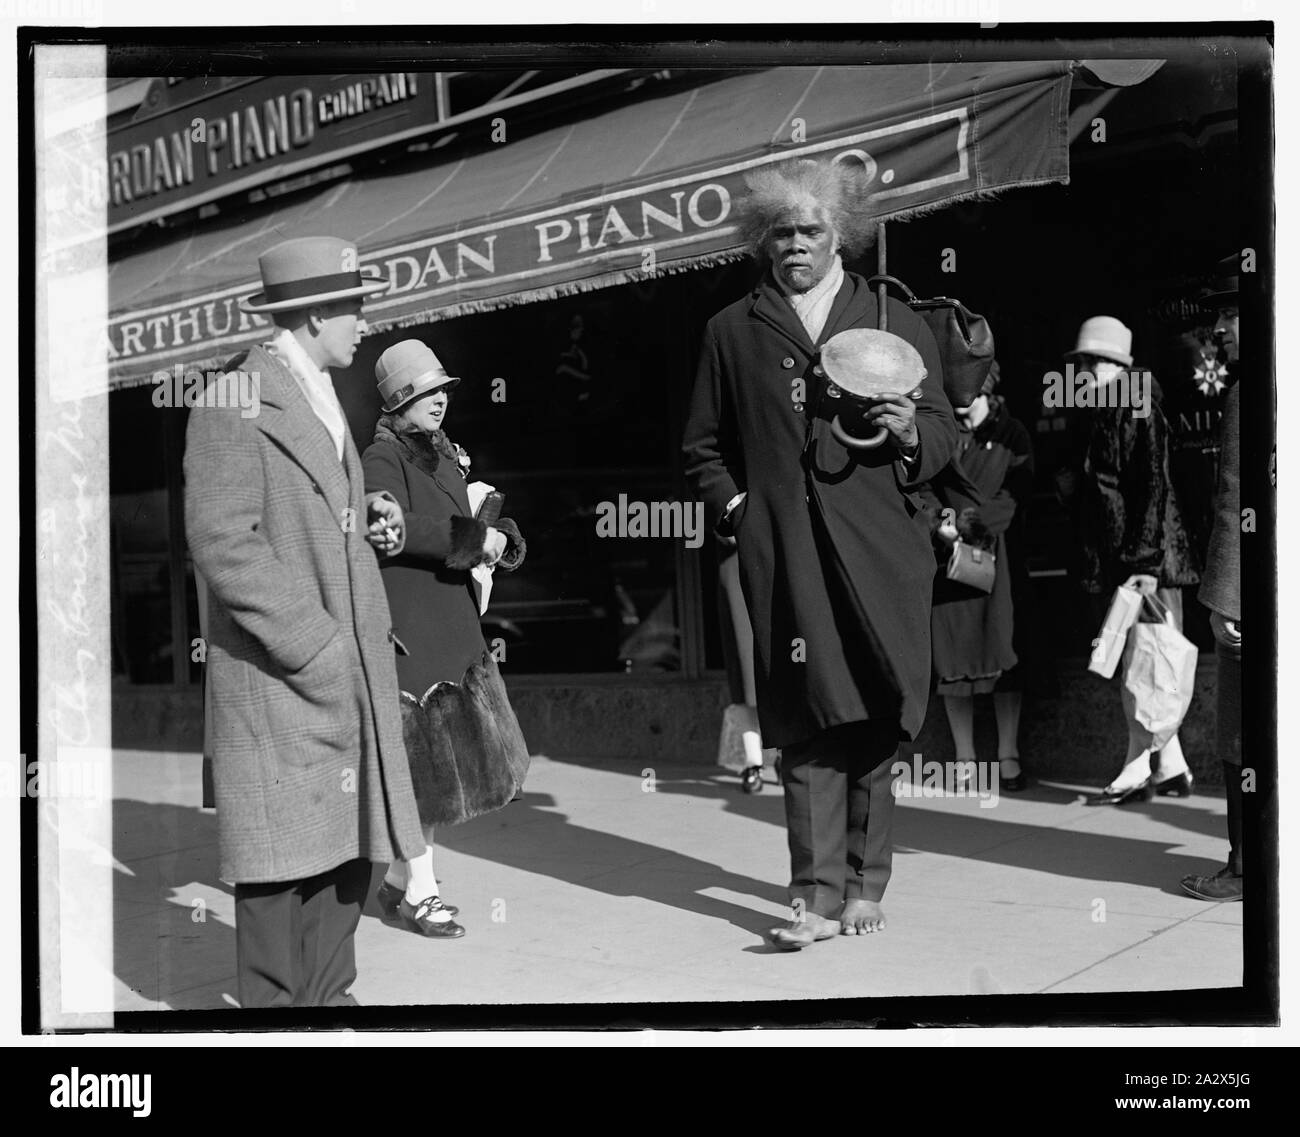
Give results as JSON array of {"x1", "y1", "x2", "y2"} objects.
[
  {"x1": 839, "y1": 898, "x2": 886, "y2": 935},
  {"x1": 769, "y1": 912, "x2": 841, "y2": 950}
]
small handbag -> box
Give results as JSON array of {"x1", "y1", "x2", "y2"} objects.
[{"x1": 946, "y1": 539, "x2": 996, "y2": 593}]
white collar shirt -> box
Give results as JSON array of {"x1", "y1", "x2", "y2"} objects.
[{"x1": 270, "y1": 327, "x2": 348, "y2": 463}]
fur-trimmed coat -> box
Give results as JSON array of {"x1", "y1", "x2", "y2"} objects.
[
  {"x1": 361, "y1": 416, "x2": 524, "y2": 697},
  {"x1": 1068, "y1": 375, "x2": 1200, "y2": 593},
  {"x1": 183, "y1": 344, "x2": 426, "y2": 884}
]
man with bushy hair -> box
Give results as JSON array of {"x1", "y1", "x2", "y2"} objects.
[{"x1": 684, "y1": 159, "x2": 957, "y2": 948}]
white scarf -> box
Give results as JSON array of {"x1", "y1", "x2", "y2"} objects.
[
  {"x1": 270, "y1": 327, "x2": 348, "y2": 463},
  {"x1": 779, "y1": 255, "x2": 845, "y2": 345}
]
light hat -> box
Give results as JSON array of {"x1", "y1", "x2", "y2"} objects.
[
  {"x1": 240, "y1": 236, "x2": 388, "y2": 313},
  {"x1": 376, "y1": 339, "x2": 461, "y2": 413},
  {"x1": 1066, "y1": 316, "x2": 1134, "y2": 367}
]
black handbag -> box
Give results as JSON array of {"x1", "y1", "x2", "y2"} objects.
[{"x1": 867, "y1": 275, "x2": 996, "y2": 408}]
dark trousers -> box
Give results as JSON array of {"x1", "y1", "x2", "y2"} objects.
[
  {"x1": 233, "y1": 857, "x2": 371, "y2": 1008},
  {"x1": 1218, "y1": 642, "x2": 1243, "y2": 876},
  {"x1": 780, "y1": 720, "x2": 900, "y2": 919}
]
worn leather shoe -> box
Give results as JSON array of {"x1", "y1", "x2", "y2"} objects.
[
  {"x1": 1180, "y1": 866, "x2": 1243, "y2": 902},
  {"x1": 741, "y1": 765, "x2": 763, "y2": 794},
  {"x1": 399, "y1": 895, "x2": 466, "y2": 938},
  {"x1": 377, "y1": 880, "x2": 457, "y2": 919},
  {"x1": 1087, "y1": 779, "x2": 1153, "y2": 806},
  {"x1": 1154, "y1": 771, "x2": 1194, "y2": 797}
]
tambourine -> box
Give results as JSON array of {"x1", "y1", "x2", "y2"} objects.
[{"x1": 819, "y1": 328, "x2": 927, "y2": 450}]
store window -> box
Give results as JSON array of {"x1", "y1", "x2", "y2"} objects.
[{"x1": 342, "y1": 267, "x2": 768, "y2": 677}]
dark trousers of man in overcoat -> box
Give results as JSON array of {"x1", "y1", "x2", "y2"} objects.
[
  {"x1": 782, "y1": 721, "x2": 899, "y2": 916},
  {"x1": 233, "y1": 860, "x2": 372, "y2": 1008}
]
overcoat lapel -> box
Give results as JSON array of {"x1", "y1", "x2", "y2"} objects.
[
  {"x1": 432, "y1": 461, "x2": 472, "y2": 517},
  {"x1": 818, "y1": 276, "x2": 873, "y2": 347},
  {"x1": 749, "y1": 280, "x2": 817, "y2": 356},
  {"x1": 749, "y1": 271, "x2": 874, "y2": 355},
  {"x1": 250, "y1": 346, "x2": 352, "y2": 523}
]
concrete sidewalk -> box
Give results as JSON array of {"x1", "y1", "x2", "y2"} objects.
[{"x1": 109, "y1": 749, "x2": 1241, "y2": 1011}]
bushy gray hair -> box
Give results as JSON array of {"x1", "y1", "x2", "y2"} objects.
[{"x1": 736, "y1": 159, "x2": 876, "y2": 262}]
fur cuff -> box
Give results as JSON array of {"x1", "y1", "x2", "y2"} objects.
[
  {"x1": 494, "y1": 517, "x2": 527, "y2": 572},
  {"x1": 447, "y1": 514, "x2": 490, "y2": 570}
]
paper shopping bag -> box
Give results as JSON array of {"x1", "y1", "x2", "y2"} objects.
[
  {"x1": 1120, "y1": 615, "x2": 1198, "y2": 750},
  {"x1": 1088, "y1": 584, "x2": 1144, "y2": 679}
]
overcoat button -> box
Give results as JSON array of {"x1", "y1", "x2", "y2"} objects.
[
  {"x1": 813, "y1": 364, "x2": 824, "y2": 377},
  {"x1": 781, "y1": 357, "x2": 795, "y2": 369}
]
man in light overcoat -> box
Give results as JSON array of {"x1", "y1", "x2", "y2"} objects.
[{"x1": 184, "y1": 236, "x2": 426, "y2": 1006}]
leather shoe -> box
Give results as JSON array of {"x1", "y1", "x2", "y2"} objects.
[
  {"x1": 999, "y1": 759, "x2": 1027, "y2": 793},
  {"x1": 741, "y1": 766, "x2": 763, "y2": 794},
  {"x1": 398, "y1": 895, "x2": 466, "y2": 938},
  {"x1": 377, "y1": 880, "x2": 457, "y2": 919},
  {"x1": 1154, "y1": 771, "x2": 1194, "y2": 797},
  {"x1": 1180, "y1": 866, "x2": 1243, "y2": 902},
  {"x1": 1086, "y1": 779, "x2": 1153, "y2": 806}
]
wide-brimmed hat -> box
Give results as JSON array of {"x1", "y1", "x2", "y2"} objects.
[
  {"x1": 376, "y1": 339, "x2": 461, "y2": 413},
  {"x1": 240, "y1": 236, "x2": 388, "y2": 313},
  {"x1": 1201, "y1": 253, "x2": 1240, "y2": 310},
  {"x1": 1066, "y1": 316, "x2": 1133, "y2": 367}
]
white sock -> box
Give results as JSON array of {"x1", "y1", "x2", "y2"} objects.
[
  {"x1": 1107, "y1": 750, "x2": 1153, "y2": 793},
  {"x1": 404, "y1": 846, "x2": 445, "y2": 915},
  {"x1": 1153, "y1": 736, "x2": 1190, "y2": 779}
]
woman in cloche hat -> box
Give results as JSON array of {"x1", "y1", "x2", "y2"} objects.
[
  {"x1": 361, "y1": 339, "x2": 531, "y2": 938},
  {"x1": 1059, "y1": 316, "x2": 1200, "y2": 807}
]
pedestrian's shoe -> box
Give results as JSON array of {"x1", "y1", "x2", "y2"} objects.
[
  {"x1": 1154, "y1": 771, "x2": 1194, "y2": 797},
  {"x1": 398, "y1": 895, "x2": 466, "y2": 938},
  {"x1": 999, "y1": 757, "x2": 1027, "y2": 793},
  {"x1": 377, "y1": 879, "x2": 458, "y2": 919},
  {"x1": 741, "y1": 765, "x2": 763, "y2": 794},
  {"x1": 1086, "y1": 778, "x2": 1153, "y2": 806},
  {"x1": 1180, "y1": 866, "x2": 1243, "y2": 902}
]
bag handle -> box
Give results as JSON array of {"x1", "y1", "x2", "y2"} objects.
[
  {"x1": 1139, "y1": 592, "x2": 1174, "y2": 625},
  {"x1": 865, "y1": 274, "x2": 918, "y2": 304}
]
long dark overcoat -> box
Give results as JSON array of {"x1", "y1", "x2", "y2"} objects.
[
  {"x1": 360, "y1": 423, "x2": 486, "y2": 695},
  {"x1": 183, "y1": 344, "x2": 425, "y2": 884},
  {"x1": 684, "y1": 269, "x2": 958, "y2": 748},
  {"x1": 361, "y1": 419, "x2": 531, "y2": 827}
]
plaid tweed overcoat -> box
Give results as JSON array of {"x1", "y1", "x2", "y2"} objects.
[{"x1": 183, "y1": 343, "x2": 425, "y2": 883}]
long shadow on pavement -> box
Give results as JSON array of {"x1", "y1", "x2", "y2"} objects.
[
  {"x1": 530, "y1": 756, "x2": 1229, "y2": 898},
  {"x1": 436, "y1": 788, "x2": 791, "y2": 940},
  {"x1": 111, "y1": 798, "x2": 235, "y2": 1012}
]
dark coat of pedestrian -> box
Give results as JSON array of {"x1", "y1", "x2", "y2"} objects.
[
  {"x1": 361, "y1": 385, "x2": 530, "y2": 830},
  {"x1": 925, "y1": 392, "x2": 1034, "y2": 693},
  {"x1": 1074, "y1": 374, "x2": 1200, "y2": 595}
]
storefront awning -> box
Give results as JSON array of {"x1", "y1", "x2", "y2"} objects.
[{"x1": 102, "y1": 61, "x2": 1155, "y2": 388}]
